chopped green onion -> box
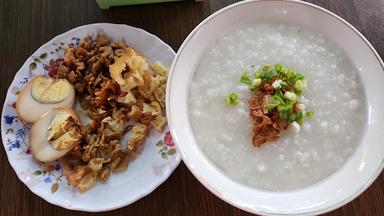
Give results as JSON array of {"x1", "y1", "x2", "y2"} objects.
[
  {"x1": 240, "y1": 72, "x2": 251, "y2": 85},
  {"x1": 250, "y1": 78, "x2": 262, "y2": 90},
  {"x1": 306, "y1": 111, "x2": 314, "y2": 118},
  {"x1": 272, "y1": 80, "x2": 288, "y2": 89},
  {"x1": 294, "y1": 79, "x2": 307, "y2": 91},
  {"x1": 297, "y1": 119, "x2": 304, "y2": 125},
  {"x1": 286, "y1": 70, "x2": 299, "y2": 84},
  {"x1": 274, "y1": 90, "x2": 284, "y2": 100},
  {"x1": 272, "y1": 94, "x2": 285, "y2": 104},
  {"x1": 287, "y1": 69, "x2": 296, "y2": 78},
  {"x1": 284, "y1": 91, "x2": 298, "y2": 102},
  {"x1": 280, "y1": 81, "x2": 289, "y2": 88},
  {"x1": 280, "y1": 68, "x2": 288, "y2": 74},
  {"x1": 288, "y1": 111, "x2": 303, "y2": 123},
  {"x1": 297, "y1": 111, "x2": 304, "y2": 120},
  {"x1": 272, "y1": 79, "x2": 283, "y2": 89},
  {"x1": 225, "y1": 92, "x2": 239, "y2": 105},
  {"x1": 288, "y1": 113, "x2": 297, "y2": 122},
  {"x1": 262, "y1": 64, "x2": 270, "y2": 72},
  {"x1": 277, "y1": 102, "x2": 293, "y2": 113},
  {"x1": 255, "y1": 71, "x2": 262, "y2": 78},
  {"x1": 266, "y1": 96, "x2": 279, "y2": 111},
  {"x1": 260, "y1": 69, "x2": 278, "y2": 81},
  {"x1": 274, "y1": 64, "x2": 282, "y2": 72},
  {"x1": 266, "y1": 103, "x2": 278, "y2": 111},
  {"x1": 291, "y1": 73, "x2": 305, "y2": 83}
]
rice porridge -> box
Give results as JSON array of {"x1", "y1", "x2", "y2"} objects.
[{"x1": 189, "y1": 23, "x2": 366, "y2": 191}]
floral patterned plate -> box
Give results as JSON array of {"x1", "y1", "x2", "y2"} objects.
[{"x1": 1, "y1": 23, "x2": 180, "y2": 212}]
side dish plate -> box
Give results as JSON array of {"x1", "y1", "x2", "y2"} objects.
[{"x1": 1, "y1": 23, "x2": 180, "y2": 212}]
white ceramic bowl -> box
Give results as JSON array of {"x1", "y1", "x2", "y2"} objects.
[
  {"x1": 1, "y1": 23, "x2": 180, "y2": 212},
  {"x1": 167, "y1": 0, "x2": 384, "y2": 215}
]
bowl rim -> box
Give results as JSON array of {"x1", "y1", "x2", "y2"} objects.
[
  {"x1": 166, "y1": 0, "x2": 384, "y2": 215},
  {"x1": 1, "y1": 22, "x2": 181, "y2": 212}
]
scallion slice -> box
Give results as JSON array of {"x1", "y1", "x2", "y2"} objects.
[
  {"x1": 240, "y1": 72, "x2": 251, "y2": 85},
  {"x1": 306, "y1": 111, "x2": 314, "y2": 118},
  {"x1": 274, "y1": 64, "x2": 282, "y2": 72},
  {"x1": 262, "y1": 64, "x2": 270, "y2": 72},
  {"x1": 225, "y1": 92, "x2": 239, "y2": 105}
]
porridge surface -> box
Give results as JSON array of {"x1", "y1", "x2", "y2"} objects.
[{"x1": 189, "y1": 23, "x2": 366, "y2": 191}]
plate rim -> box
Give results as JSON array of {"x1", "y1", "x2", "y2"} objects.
[
  {"x1": 1, "y1": 22, "x2": 181, "y2": 212},
  {"x1": 166, "y1": 0, "x2": 384, "y2": 215}
]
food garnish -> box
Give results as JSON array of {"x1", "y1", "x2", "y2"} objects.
[
  {"x1": 49, "y1": 34, "x2": 168, "y2": 192},
  {"x1": 225, "y1": 92, "x2": 239, "y2": 105},
  {"x1": 17, "y1": 34, "x2": 169, "y2": 192},
  {"x1": 227, "y1": 64, "x2": 314, "y2": 147},
  {"x1": 250, "y1": 64, "x2": 313, "y2": 146}
]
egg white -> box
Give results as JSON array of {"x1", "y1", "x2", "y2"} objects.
[
  {"x1": 16, "y1": 76, "x2": 75, "y2": 123},
  {"x1": 29, "y1": 107, "x2": 81, "y2": 162}
]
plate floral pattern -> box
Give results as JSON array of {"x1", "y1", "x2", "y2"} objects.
[{"x1": 1, "y1": 23, "x2": 180, "y2": 212}]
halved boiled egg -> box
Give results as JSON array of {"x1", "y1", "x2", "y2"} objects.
[
  {"x1": 16, "y1": 76, "x2": 75, "y2": 123},
  {"x1": 30, "y1": 107, "x2": 82, "y2": 162}
]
